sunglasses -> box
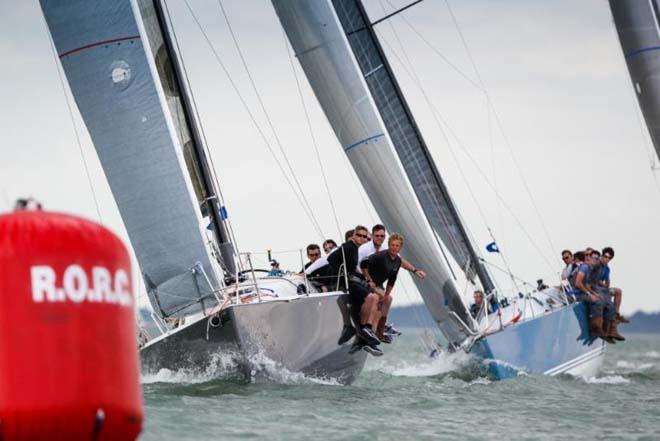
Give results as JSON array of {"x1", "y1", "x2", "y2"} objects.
[
  {"x1": 355, "y1": 233, "x2": 368, "y2": 239},
  {"x1": 562, "y1": 255, "x2": 571, "y2": 260},
  {"x1": 308, "y1": 252, "x2": 320, "y2": 258},
  {"x1": 373, "y1": 234, "x2": 385, "y2": 238}
]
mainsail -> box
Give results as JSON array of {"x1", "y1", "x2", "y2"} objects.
[
  {"x1": 40, "y1": 0, "x2": 229, "y2": 317},
  {"x1": 272, "y1": 0, "x2": 474, "y2": 345},
  {"x1": 332, "y1": 0, "x2": 494, "y2": 292},
  {"x1": 610, "y1": 0, "x2": 660, "y2": 162}
]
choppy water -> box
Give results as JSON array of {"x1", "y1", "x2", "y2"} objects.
[{"x1": 141, "y1": 332, "x2": 660, "y2": 440}]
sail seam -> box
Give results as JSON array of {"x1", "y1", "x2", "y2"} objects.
[
  {"x1": 344, "y1": 133, "x2": 385, "y2": 152},
  {"x1": 58, "y1": 35, "x2": 141, "y2": 58},
  {"x1": 625, "y1": 45, "x2": 660, "y2": 58}
]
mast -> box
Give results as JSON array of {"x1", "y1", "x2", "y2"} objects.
[
  {"x1": 272, "y1": 0, "x2": 475, "y2": 346},
  {"x1": 150, "y1": 0, "x2": 236, "y2": 276},
  {"x1": 337, "y1": 0, "x2": 495, "y2": 293}
]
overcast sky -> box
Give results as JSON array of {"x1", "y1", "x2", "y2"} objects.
[{"x1": 2, "y1": 0, "x2": 659, "y2": 314}]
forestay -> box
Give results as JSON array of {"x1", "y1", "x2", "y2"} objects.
[
  {"x1": 610, "y1": 0, "x2": 660, "y2": 162},
  {"x1": 272, "y1": 0, "x2": 474, "y2": 346},
  {"x1": 40, "y1": 0, "x2": 221, "y2": 317}
]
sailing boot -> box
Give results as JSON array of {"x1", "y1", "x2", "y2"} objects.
[
  {"x1": 616, "y1": 313, "x2": 631, "y2": 324},
  {"x1": 608, "y1": 320, "x2": 626, "y2": 341},
  {"x1": 601, "y1": 320, "x2": 616, "y2": 344},
  {"x1": 589, "y1": 317, "x2": 605, "y2": 338},
  {"x1": 337, "y1": 325, "x2": 355, "y2": 345}
]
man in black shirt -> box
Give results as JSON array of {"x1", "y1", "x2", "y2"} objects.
[
  {"x1": 326, "y1": 225, "x2": 386, "y2": 354},
  {"x1": 302, "y1": 244, "x2": 321, "y2": 271},
  {"x1": 301, "y1": 244, "x2": 329, "y2": 291},
  {"x1": 361, "y1": 233, "x2": 423, "y2": 347}
]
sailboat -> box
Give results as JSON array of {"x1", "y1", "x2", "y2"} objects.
[
  {"x1": 39, "y1": 0, "x2": 366, "y2": 384},
  {"x1": 273, "y1": 0, "x2": 606, "y2": 379},
  {"x1": 609, "y1": 1, "x2": 660, "y2": 165}
]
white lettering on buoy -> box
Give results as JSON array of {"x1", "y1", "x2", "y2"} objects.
[
  {"x1": 92, "y1": 266, "x2": 112, "y2": 303},
  {"x1": 31, "y1": 266, "x2": 57, "y2": 302},
  {"x1": 31, "y1": 265, "x2": 132, "y2": 307},
  {"x1": 63, "y1": 265, "x2": 87, "y2": 303}
]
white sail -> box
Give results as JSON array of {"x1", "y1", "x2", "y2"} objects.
[
  {"x1": 272, "y1": 0, "x2": 473, "y2": 345},
  {"x1": 610, "y1": 0, "x2": 660, "y2": 163},
  {"x1": 40, "y1": 0, "x2": 221, "y2": 317},
  {"x1": 330, "y1": 0, "x2": 494, "y2": 292}
]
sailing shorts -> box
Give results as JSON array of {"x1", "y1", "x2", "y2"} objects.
[{"x1": 348, "y1": 280, "x2": 370, "y2": 309}]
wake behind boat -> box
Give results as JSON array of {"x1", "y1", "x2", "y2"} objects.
[{"x1": 39, "y1": 0, "x2": 366, "y2": 385}]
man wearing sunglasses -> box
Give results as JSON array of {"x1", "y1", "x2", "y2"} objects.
[
  {"x1": 598, "y1": 247, "x2": 629, "y2": 329},
  {"x1": 303, "y1": 244, "x2": 322, "y2": 271},
  {"x1": 323, "y1": 226, "x2": 385, "y2": 355},
  {"x1": 322, "y1": 239, "x2": 337, "y2": 255},
  {"x1": 560, "y1": 250, "x2": 574, "y2": 281},
  {"x1": 301, "y1": 244, "x2": 330, "y2": 292},
  {"x1": 584, "y1": 250, "x2": 619, "y2": 342}
]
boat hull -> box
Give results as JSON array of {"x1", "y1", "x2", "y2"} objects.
[
  {"x1": 140, "y1": 293, "x2": 367, "y2": 384},
  {"x1": 471, "y1": 302, "x2": 606, "y2": 379}
]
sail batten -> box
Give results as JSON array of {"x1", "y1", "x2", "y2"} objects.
[
  {"x1": 330, "y1": 0, "x2": 494, "y2": 292},
  {"x1": 40, "y1": 0, "x2": 222, "y2": 318}
]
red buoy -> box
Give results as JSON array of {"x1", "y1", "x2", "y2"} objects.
[{"x1": 0, "y1": 210, "x2": 143, "y2": 440}]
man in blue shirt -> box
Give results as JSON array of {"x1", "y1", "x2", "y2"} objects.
[
  {"x1": 599, "y1": 247, "x2": 629, "y2": 323},
  {"x1": 574, "y1": 251, "x2": 610, "y2": 340}
]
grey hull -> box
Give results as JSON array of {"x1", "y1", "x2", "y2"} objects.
[{"x1": 140, "y1": 293, "x2": 367, "y2": 385}]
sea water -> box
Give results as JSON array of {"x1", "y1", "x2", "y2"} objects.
[{"x1": 141, "y1": 332, "x2": 660, "y2": 440}]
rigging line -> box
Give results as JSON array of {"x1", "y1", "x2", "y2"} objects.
[
  {"x1": 215, "y1": 0, "x2": 325, "y2": 237},
  {"x1": 182, "y1": 1, "x2": 324, "y2": 238},
  {"x1": 376, "y1": 32, "x2": 556, "y2": 273},
  {"x1": 437, "y1": 0, "x2": 558, "y2": 258},
  {"x1": 373, "y1": 14, "x2": 486, "y2": 263},
  {"x1": 373, "y1": 11, "x2": 556, "y2": 273},
  {"x1": 281, "y1": 28, "x2": 343, "y2": 239},
  {"x1": 42, "y1": 19, "x2": 103, "y2": 224},
  {"x1": 614, "y1": 57, "x2": 660, "y2": 202},
  {"x1": 382, "y1": 1, "x2": 482, "y2": 92},
  {"x1": 619, "y1": 52, "x2": 660, "y2": 199},
  {"x1": 479, "y1": 257, "x2": 536, "y2": 291},
  {"x1": 375, "y1": 4, "x2": 472, "y2": 271},
  {"x1": 161, "y1": 0, "x2": 244, "y2": 259}
]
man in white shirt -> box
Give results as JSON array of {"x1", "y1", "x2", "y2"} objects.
[{"x1": 357, "y1": 224, "x2": 387, "y2": 273}]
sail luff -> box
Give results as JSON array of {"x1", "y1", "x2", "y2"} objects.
[
  {"x1": 146, "y1": 0, "x2": 236, "y2": 276},
  {"x1": 40, "y1": 0, "x2": 221, "y2": 318},
  {"x1": 333, "y1": 0, "x2": 495, "y2": 293},
  {"x1": 272, "y1": 0, "x2": 474, "y2": 346},
  {"x1": 610, "y1": 0, "x2": 660, "y2": 163}
]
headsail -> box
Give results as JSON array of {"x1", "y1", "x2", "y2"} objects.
[
  {"x1": 40, "y1": 0, "x2": 226, "y2": 317},
  {"x1": 272, "y1": 0, "x2": 474, "y2": 345},
  {"x1": 610, "y1": 0, "x2": 660, "y2": 162}
]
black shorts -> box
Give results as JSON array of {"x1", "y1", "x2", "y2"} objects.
[{"x1": 348, "y1": 281, "x2": 370, "y2": 309}]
